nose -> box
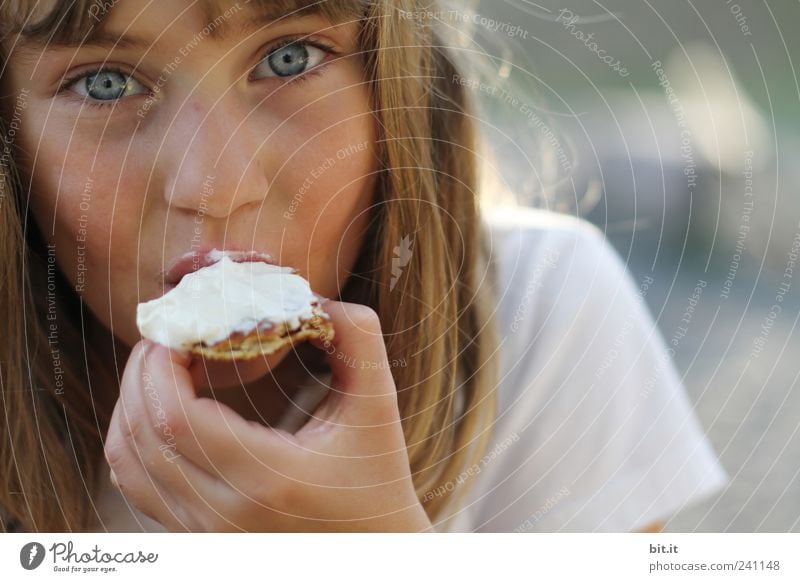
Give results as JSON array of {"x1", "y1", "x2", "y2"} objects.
[{"x1": 161, "y1": 95, "x2": 270, "y2": 219}]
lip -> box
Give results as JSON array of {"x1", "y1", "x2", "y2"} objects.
[{"x1": 162, "y1": 247, "x2": 278, "y2": 287}]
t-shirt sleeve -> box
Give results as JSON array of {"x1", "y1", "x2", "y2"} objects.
[{"x1": 454, "y1": 214, "x2": 728, "y2": 532}]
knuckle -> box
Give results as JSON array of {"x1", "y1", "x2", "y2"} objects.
[
  {"x1": 168, "y1": 502, "x2": 201, "y2": 532},
  {"x1": 193, "y1": 512, "x2": 221, "y2": 532},
  {"x1": 271, "y1": 479, "x2": 299, "y2": 513},
  {"x1": 348, "y1": 304, "x2": 382, "y2": 334},
  {"x1": 253, "y1": 476, "x2": 293, "y2": 512},
  {"x1": 118, "y1": 409, "x2": 147, "y2": 443},
  {"x1": 249, "y1": 475, "x2": 275, "y2": 504},
  {"x1": 161, "y1": 407, "x2": 189, "y2": 441},
  {"x1": 104, "y1": 436, "x2": 127, "y2": 472}
]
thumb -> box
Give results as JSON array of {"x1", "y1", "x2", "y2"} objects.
[{"x1": 311, "y1": 299, "x2": 395, "y2": 395}]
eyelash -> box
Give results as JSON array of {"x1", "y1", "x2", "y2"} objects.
[
  {"x1": 57, "y1": 36, "x2": 340, "y2": 110},
  {"x1": 58, "y1": 65, "x2": 131, "y2": 110},
  {"x1": 249, "y1": 37, "x2": 338, "y2": 84}
]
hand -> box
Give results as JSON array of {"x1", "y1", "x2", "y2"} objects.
[{"x1": 104, "y1": 300, "x2": 432, "y2": 532}]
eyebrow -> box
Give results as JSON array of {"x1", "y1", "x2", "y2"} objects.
[{"x1": 14, "y1": 2, "x2": 329, "y2": 53}]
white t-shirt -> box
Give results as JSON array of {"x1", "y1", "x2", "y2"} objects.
[
  {"x1": 90, "y1": 205, "x2": 728, "y2": 532},
  {"x1": 434, "y1": 205, "x2": 728, "y2": 532}
]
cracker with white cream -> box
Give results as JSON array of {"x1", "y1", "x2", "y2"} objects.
[{"x1": 136, "y1": 256, "x2": 333, "y2": 360}]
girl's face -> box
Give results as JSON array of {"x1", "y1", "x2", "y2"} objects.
[{"x1": 3, "y1": 0, "x2": 377, "y2": 352}]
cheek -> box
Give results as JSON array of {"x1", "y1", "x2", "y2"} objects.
[
  {"x1": 26, "y1": 134, "x2": 145, "y2": 273},
  {"x1": 21, "y1": 119, "x2": 111, "y2": 266},
  {"x1": 270, "y1": 73, "x2": 378, "y2": 290},
  {"x1": 20, "y1": 113, "x2": 150, "y2": 333}
]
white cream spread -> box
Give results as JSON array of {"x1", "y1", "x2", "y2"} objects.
[{"x1": 136, "y1": 256, "x2": 317, "y2": 351}]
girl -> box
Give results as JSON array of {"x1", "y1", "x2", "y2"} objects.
[{"x1": 0, "y1": 0, "x2": 727, "y2": 532}]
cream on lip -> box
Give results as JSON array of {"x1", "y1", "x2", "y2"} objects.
[
  {"x1": 138, "y1": 255, "x2": 317, "y2": 351},
  {"x1": 163, "y1": 248, "x2": 277, "y2": 286}
]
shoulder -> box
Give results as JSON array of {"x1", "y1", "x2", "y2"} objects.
[
  {"x1": 482, "y1": 203, "x2": 601, "y2": 233},
  {"x1": 482, "y1": 203, "x2": 607, "y2": 257},
  {"x1": 481, "y1": 204, "x2": 644, "y2": 389},
  {"x1": 438, "y1": 205, "x2": 728, "y2": 533},
  {"x1": 481, "y1": 204, "x2": 629, "y2": 315}
]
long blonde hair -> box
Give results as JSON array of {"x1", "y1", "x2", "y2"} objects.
[{"x1": 0, "y1": 0, "x2": 499, "y2": 532}]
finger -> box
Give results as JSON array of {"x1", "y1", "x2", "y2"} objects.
[
  {"x1": 311, "y1": 300, "x2": 394, "y2": 395},
  {"x1": 120, "y1": 343, "x2": 231, "y2": 498},
  {"x1": 115, "y1": 342, "x2": 237, "y2": 524},
  {"x1": 137, "y1": 340, "x2": 301, "y2": 482},
  {"x1": 306, "y1": 300, "x2": 400, "y2": 429},
  {"x1": 105, "y1": 394, "x2": 192, "y2": 531}
]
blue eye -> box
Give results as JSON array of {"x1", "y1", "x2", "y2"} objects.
[
  {"x1": 252, "y1": 40, "x2": 329, "y2": 79},
  {"x1": 68, "y1": 69, "x2": 147, "y2": 101}
]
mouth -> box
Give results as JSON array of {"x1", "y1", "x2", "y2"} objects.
[{"x1": 162, "y1": 248, "x2": 278, "y2": 289}]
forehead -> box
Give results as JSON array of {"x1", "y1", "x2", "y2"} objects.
[{"x1": 2, "y1": 0, "x2": 367, "y2": 48}]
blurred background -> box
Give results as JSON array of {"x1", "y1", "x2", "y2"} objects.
[{"x1": 458, "y1": 0, "x2": 799, "y2": 531}]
